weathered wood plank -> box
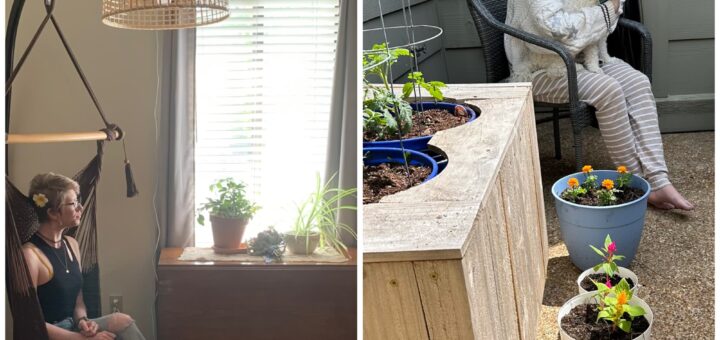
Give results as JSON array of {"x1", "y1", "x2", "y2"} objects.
[
  {"x1": 364, "y1": 262, "x2": 429, "y2": 340},
  {"x1": 461, "y1": 181, "x2": 521, "y2": 340},
  {"x1": 363, "y1": 202, "x2": 477, "y2": 263},
  {"x1": 414, "y1": 260, "x2": 475, "y2": 339},
  {"x1": 521, "y1": 93, "x2": 549, "y2": 269},
  {"x1": 381, "y1": 88, "x2": 528, "y2": 204},
  {"x1": 497, "y1": 113, "x2": 546, "y2": 340}
]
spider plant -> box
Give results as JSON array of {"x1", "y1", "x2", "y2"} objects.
[{"x1": 288, "y1": 173, "x2": 357, "y2": 255}]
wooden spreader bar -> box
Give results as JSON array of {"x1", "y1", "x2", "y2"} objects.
[{"x1": 6, "y1": 130, "x2": 121, "y2": 144}]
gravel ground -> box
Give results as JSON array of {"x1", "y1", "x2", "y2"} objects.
[{"x1": 534, "y1": 120, "x2": 714, "y2": 340}]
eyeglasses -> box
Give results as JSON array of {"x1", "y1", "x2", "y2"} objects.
[{"x1": 61, "y1": 200, "x2": 83, "y2": 210}]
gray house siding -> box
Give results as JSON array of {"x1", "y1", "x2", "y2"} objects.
[{"x1": 363, "y1": 0, "x2": 714, "y2": 131}]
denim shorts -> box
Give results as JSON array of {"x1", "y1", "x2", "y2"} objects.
[{"x1": 52, "y1": 317, "x2": 76, "y2": 331}]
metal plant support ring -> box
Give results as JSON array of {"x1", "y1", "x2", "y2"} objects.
[{"x1": 362, "y1": 25, "x2": 444, "y2": 52}]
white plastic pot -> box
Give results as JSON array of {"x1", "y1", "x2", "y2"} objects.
[
  {"x1": 558, "y1": 291, "x2": 653, "y2": 340},
  {"x1": 577, "y1": 266, "x2": 639, "y2": 295}
]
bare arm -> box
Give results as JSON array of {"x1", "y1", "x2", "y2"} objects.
[{"x1": 22, "y1": 246, "x2": 104, "y2": 340}]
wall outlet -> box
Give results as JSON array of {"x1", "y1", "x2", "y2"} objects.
[{"x1": 110, "y1": 295, "x2": 123, "y2": 313}]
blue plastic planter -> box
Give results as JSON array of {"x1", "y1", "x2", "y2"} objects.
[
  {"x1": 363, "y1": 147, "x2": 439, "y2": 183},
  {"x1": 552, "y1": 170, "x2": 651, "y2": 270},
  {"x1": 363, "y1": 102, "x2": 477, "y2": 151}
]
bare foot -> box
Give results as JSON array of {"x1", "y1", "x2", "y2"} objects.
[{"x1": 648, "y1": 185, "x2": 694, "y2": 211}]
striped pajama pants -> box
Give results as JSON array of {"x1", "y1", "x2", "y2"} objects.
[{"x1": 532, "y1": 60, "x2": 670, "y2": 191}]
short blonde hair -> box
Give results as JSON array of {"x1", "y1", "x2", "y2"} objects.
[{"x1": 29, "y1": 173, "x2": 80, "y2": 222}]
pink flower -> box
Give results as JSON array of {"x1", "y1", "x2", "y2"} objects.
[
  {"x1": 607, "y1": 241, "x2": 616, "y2": 255},
  {"x1": 605, "y1": 279, "x2": 612, "y2": 289}
]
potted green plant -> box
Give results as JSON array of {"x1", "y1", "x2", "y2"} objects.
[
  {"x1": 362, "y1": 43, "x2": 477, "y2": 151},
  {"x1": 284, "y1": 173, "x2": 357, "y2": 256},
  {"x1": 577, "y1": 234, "x2": 639, "y2": 294},
  {"x1": 559, "y1": 279, "x2": 653, "y2": 339},
  {"x1": 197, "y1": 178, "x2": 259, "y2": 253},
  {"x1": 552, "y1": 165, "x2": 650, "y2": 270}
]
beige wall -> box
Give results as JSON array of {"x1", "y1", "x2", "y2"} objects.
[{"x1": 6, "y1": 1, "x2": 162, "y2": 339}]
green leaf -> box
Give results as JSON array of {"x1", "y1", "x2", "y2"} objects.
[
  {"x1": 618, "y1": 319, "x2": 631, "y2": 333},
  {"x1": 624, "y1": 305, "x2": 645, "y2": 317},
  {"x1": 594, "y1": 281, "x2": 609, "y2": 291},
  {"x1": 617, "y1": 278, "x2": 630, "y2": 292},
  {"x1": 428, "y1": 81, "x2": 446, "y2": 88},
  {"x1": 592, "y1": 263, "x2": 602, "y2": 272},
  {"x1": 602, "y1": 263, "x2": 613, "y2": 276},
  {"x1": 604, "y1": 234, "x2": 613, "y2": 249},
  {"x1": 610, "y1": 262, "x2": 618, "y2": 275},
  {"x1": 197, "y1": 214, "x2": 205, "y2": 226},
  {"x1": 589, "y1": 245, "x2": 605, "y2": 257},
  {"x1": 597, "y1": 310, "x2": 612, "y2": 320},
  {"x1": 402, "y1": 82, "x2": 414, "y2": 99}
]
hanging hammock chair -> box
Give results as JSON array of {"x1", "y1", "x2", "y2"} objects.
[{"x1": 6, "y1": 1, "x2": 138, "y2": 339}]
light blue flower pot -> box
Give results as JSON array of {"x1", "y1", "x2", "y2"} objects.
[{"x1": 552, "y1": 170, "x2": 651, "y2": 270}]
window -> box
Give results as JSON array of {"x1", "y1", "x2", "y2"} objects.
[{"x1": 194, "y1": 0, "x2": 340, "y2": 246}]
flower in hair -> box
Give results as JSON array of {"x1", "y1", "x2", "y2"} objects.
[{"x1": 33, "y1": 193, "x2": 48, "y2": 208}]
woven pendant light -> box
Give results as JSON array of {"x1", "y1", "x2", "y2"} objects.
[{"x1": 102, "y1": 0, "x2": 230, "y2": 30}]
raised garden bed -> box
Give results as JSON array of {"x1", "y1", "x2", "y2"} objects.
[{"x1": 364, "y1": 84, "x2": 548, "y2": 339}]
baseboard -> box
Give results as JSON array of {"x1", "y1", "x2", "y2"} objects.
[{"x1": 656, "y1": 94, "x2": 714, "y2": 133}]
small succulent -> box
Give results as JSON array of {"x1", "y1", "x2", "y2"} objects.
[{"x1": 247, "y1": 227, "x2": 285, "y2": 260}]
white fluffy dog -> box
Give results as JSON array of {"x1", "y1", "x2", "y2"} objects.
[{"x1": 542, "y1": 0, "x2": 625, "y2": 78}]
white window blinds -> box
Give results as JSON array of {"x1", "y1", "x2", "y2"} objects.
[{"x1": 195, "y1": 0, "x2": 340, "y2": 246}]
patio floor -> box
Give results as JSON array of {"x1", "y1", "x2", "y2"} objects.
[{"x1": 534, "y1": 120, "x2": 714, "y2": 339}]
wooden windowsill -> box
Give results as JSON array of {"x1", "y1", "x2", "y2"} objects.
[{"x1": 159, "y1": 247, "x2": 357, "y2": 267}]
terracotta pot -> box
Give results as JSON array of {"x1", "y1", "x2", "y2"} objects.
[
  {"x1": 210, "y1": 215, "x2": 249, "y2": 251},
  {"x1": 283, "y1": 232, "x2": 320, "y2": 255}
]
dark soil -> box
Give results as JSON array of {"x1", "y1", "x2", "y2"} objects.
[
  {"x1": 561, "y1": 304, "x2": 650, "y2": 340},
  {"x1": 580, "y1": 273, "x2": 635, "y2": 292},
  {"x1": 364, "y1": 106, "x2": 470, "y2": 142},
  {"x1": 363, "y1": 163, "x2": 432, "y2": 204},
  {"x1": 562, "y1": 187, "x2": 645, "y2": 206}
]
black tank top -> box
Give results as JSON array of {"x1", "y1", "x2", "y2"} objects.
[{"x1": 28, "y1": 234, "x2": 83, "y2": 324}]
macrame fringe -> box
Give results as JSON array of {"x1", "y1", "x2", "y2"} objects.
[{"x1": 6, "y1": 178, "x2": 50, "y2": 340}]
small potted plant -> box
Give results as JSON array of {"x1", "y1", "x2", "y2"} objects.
[
  {"x1": 197, "y1": 178, "x2": 259, "y2": 254},
  {"x1": 558, "y1": 278, "x2": 653, "y2": 339},
  {"x1": 577, "y1": 235, "x2": 638, "y2": 294},
  {"x1": 248, "y1": 226, "x2": 285, "y2": 261},
  {"x1": 552, "y1": 165, "x2": 650, "y2": 270},
  {"x1": 284, "y1": 173, "x2": 357, "y2": 256},
  {"x1": 362, "y1": 43, "x2": 477, "y2": 151}
]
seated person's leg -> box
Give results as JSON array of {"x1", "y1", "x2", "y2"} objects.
[{"x1": 93, "y1": 313, "x2": 146, "y2": 340}]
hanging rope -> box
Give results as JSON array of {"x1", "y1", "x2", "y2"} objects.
[{"x1": 5, "y1": 0, "x2": 138, "y2": 197}]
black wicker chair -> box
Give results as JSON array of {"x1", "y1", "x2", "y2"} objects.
[{"x1": 467, "y1": 0, "x2": 652, "y2": 170}]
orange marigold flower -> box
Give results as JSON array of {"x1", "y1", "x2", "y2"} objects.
[
  {"x1": 617, "y1": 166, "x2": 628, "y2": 174},
  {"x1": 582, "y1": 165, "x2": 593, "y2": 173},
  {"x1": 602, "y1": 179, "x2": 614, "y2": 190},
  {"x1": 567, "y1": 178, "x2": 579, "y2": 188},
  {"x1": 616, "y1": 291, "x2": 628, "y2": 306}
]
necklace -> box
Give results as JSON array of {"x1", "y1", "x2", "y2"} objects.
[
  {"x1": 37, "y1": 231, "x2": 62, "y2": 245},
  {"x1": 44, "y1": 238, "x2": 70, "y2": 274}
]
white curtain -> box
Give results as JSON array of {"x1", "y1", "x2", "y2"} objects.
[
  {"x1": 157, "y1": 29, "x2": 196, "y2": 248},
  {"x1": 325, "y1": 0, "x2": 358, "y2": 246}
]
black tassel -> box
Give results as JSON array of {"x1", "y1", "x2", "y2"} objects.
[{"x1": 125, "y1": 161, "x2": 139, "y2": 197}]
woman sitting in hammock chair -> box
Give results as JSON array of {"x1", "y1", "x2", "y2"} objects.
[{"x1": 21, "y1": 173, "x2": 145, "y2": 340}]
